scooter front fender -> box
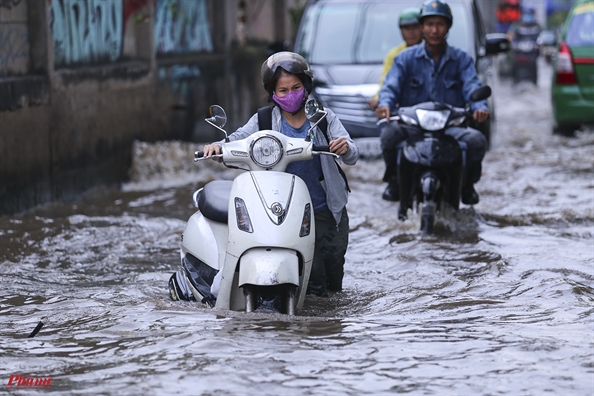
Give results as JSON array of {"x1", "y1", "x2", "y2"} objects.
[{"x1": 238, "y1": 248, "x2": 299, "y2": 287}]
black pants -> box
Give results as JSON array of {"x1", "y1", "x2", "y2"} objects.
[
  {"x1": 307, "y1": 207, "x2": 349, "y2": 296},
  {"x1": 379, "y1": 123, "x2": 487, "y2": 184}
]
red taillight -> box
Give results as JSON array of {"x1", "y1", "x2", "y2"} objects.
[{"x1": 556, "y1": 41, "x2": 578, "y2": 85}]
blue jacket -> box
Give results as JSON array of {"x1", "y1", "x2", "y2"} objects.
[{"x1": 378, "y1": 43, "x2": 488, "y2": 112}]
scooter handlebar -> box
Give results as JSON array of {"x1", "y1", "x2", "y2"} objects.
[
  {"x1": 194, "y1": 150, "x2": 223, "y2": 162},
  {"x1": 313, "y1": 144, "x2": 330, "y2": 152},
  {"x1": 312, "y1": 145, "x2": 340, "y2": 158}
]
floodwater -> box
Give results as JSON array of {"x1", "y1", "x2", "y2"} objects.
[{"x1": 1, "y1": 59, "x2": 592, "y2": 395}]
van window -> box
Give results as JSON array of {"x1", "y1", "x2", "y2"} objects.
[{"x1": 295, "y1": 1, "x2": 472, "y2": 65}]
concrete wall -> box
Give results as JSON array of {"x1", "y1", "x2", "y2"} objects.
[{"x1": 0, "y1": 0, "x2": 302, "y2": 215}]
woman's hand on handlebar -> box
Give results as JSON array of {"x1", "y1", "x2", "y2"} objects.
[
  {"x1": 473, "y1": 109, "x2": 490, "y2": 123},
  {"x1": 202, "y1": 143, "x2": 221, "y2": 158},
  {"x1": 329, "y1": 137, "x2": 349, "y2": 156},
  {"x1": 375, "y1": 106, "x2": 390, "y2": 121}
]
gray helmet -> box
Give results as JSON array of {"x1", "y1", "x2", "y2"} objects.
[
  {"x1": 418, "y1": 0, "x2": 453, "y2": 27},
  {"x1": 261, "y1": 52, "x2": 314, "y2": 93}
]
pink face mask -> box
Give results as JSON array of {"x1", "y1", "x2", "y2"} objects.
[{"x1": 273, "y1": 87, "x2": 306, "y2": 113}]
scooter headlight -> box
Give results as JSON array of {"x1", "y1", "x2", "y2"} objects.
[
  {"x1": 235, "y1": 197, "x2": 253, "y2": 233},
  {"x1": 250, "y1": 135, "x2": 283, "y2": 168},
  {"x1": 415, "y1": 109, "x2": 450, "y2": 131},
  {"x1": 517, "y1": 40, "x2": 535, "y2": 52}
]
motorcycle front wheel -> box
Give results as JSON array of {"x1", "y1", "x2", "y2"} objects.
[{"x1": 421, "y1": 201, "x2": 436, "y2": 234}]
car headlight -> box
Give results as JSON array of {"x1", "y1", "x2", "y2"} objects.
[
  {"x1": 415, "y1": 109, "x2": 451, "y2": 131},
  {"x1": 250, "y1": 136, "x2": 283, "y2": 168}
]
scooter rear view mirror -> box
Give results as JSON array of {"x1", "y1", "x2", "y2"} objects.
[
  {"x1": 304, "y1": 99, "x2": 327, "y2": 141},
  {"x1": 206, "y1": 105, "x2": 227, "y2": 128},
  {"x1": 206, "y1": 105, "x2": 229, "y2": 141},
  {"x1": 305, "y1": 99, "x2": 325, "y2": 122}
]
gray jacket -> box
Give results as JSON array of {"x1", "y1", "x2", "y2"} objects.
[{"x1": 217, "y1": 106, "x2": 359, "y2": 225}]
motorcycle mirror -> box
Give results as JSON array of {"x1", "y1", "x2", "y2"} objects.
[
  {"x1": 206, "y1": 105, "x2": 227, "y2": 128},
  {"x1": 205, "y1": 105, "x2": 229, "y2": 141},
  {"x1": 470, "y1": 85, "x2": 492, "y2": 102},
  {"x1": 304, "y1": 99, "x2": 327, "y2": 141},
  {"x1": 485, "y1": 33, "x2": 511, "y2": 55},
  {"x1": 305, "y1": 99, "x2": 325, "y2": 122}
]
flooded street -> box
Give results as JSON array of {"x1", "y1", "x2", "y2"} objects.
[{"x1": 1, "y1": 59, "x2": 593, "y2": 395}]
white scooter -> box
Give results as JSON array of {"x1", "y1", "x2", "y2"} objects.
[{"x1": 168, "y1": 100, "x2": 337, "y2": 315}]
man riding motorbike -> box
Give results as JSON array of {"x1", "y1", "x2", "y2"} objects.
[
  {"x1": 507, "y1": 6, "x2": 542, "y2": 43},
  {"x1": 507, "y1": 6, "x2": 542, "y2": 83},
  {"x1": 375, "y1": 0, "x2": 489, "y2": 205}
]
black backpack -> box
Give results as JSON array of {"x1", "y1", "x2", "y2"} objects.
[{"x1": 257, "y1": 106, "x2": 350, "y2": 192}]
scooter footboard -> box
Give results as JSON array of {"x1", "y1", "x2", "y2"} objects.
[{"x1": 238, "y1": 248, "x2": 299, "y2": 287}]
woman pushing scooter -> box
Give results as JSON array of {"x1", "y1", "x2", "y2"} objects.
[{"x1": 203, "y1": 52, "x2": 359, "y2": 297}]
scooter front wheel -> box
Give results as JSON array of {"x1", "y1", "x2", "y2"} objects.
[
  {"x1": 242, "y1": 284, "x2": 298, "y2": 315},
  {"x1": 421, "y1": 201, "x2": 436, "y2": 234},
  {"x1": 243, "y1": 285, "x2": 257, "y2": 313},
  {"x1": 283, "y1": 285, "x2": 298, "y2": 316}
]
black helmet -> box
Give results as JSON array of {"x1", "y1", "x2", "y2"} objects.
[
  {"x1": 418, "y1": 0, "x2": 453, "y2": 27},
  {"x1": 261, "y1": 51, "x2": 314, "y2": 94}
]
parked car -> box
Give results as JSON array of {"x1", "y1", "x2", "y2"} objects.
[
  {"x1": 293, "y1": 0, "x2": 510, "y2": 149},
  {"x1": 551, "y1": 0, "x2": 594, "y2": 136}
]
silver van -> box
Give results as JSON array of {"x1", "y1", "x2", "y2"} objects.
[{"x1": 294, "y1": 0, "x2": 509, "y2": 146}]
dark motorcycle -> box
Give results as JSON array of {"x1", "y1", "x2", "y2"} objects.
[
  {"x1": 511, "y1": 26, "x2": 541, "y2": 84},
  {"x1": 380, "y1": 86, "x2": 492, "y2": 234}
]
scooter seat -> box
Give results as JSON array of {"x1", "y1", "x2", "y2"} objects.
[{"x1": 198, "y1": 180, "x2": 233, "y2": 224}]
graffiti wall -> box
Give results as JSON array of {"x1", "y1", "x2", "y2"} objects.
[
  {"x1": 49, "y1": 0, "x2": 214, "y2": 65},
  {"x1": 0, "y1": 0, "x2": 29, "y2": 75},
  {"x1": 1, "y1": 0, "x2": 293, "y2": 215},
  {"x1": 51, "y1": 0, "x2": 124, "y2": 67},
  {"x1": 154, "y1": 0, "x2": 212, "y2": 54}
]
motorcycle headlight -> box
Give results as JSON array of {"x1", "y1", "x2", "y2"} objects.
[
  {"x1": 415, "y1": 109, "x2": 450, "y2": 131},
  {"x1": 518, "y1": 40, "x2": 534, "y2": 52},
  {"x1": 250, "y1": 136, "x2": 283, "y2": 168}
]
